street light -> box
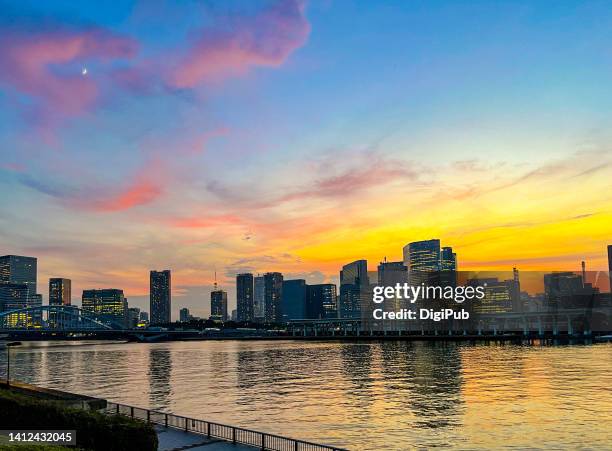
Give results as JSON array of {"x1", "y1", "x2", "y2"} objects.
[{"x1": 5, "y1": 341, "x2": 21, "y2": 386}]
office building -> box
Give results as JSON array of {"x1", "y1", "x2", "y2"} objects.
[
  {"x1": 128, "y1": 307, "x2": 140, "y2": 328},
  {"x1": 307, "y1": 283, "x2": 338, "y2": 319},
  {"x1": 211, "y1": 289, "x2": 228, "y2": 321},
  {"x1": 0, "y1": 283, "x2": 29, "y2": 312},
  {"x1": 544, "y1": 272, "x2": 598, "y2": 309},
  {"x1": 281, "y1": 279, "x2": 307, "y2": 321},
  {"x1": 0, "y1": 255, "x2": 37, "y2": 295},
  {"x1": 150, "y1": 270, "x2": 171, "y2": 325},
  {"x1": 179, "y1": 307, "x2": 191, "y2": 323},
  {"x1": 139, "y1": 311, "x2": 149, "y2": 322},
  {"x1": 339, "y1": 260, "x2": 369, "y2": 318},
  {"x1": 403, "y1": 240, "x2": 457, "y2": 287},
  {"x1": 254, "y1": 275, "x2": 265, "y2": 322},
  {"x1": 264, "y1": 272, "x2": 283, "y2": 323},
  {"x1": 82, "y1": 289, "x2": 127, "y2": 327},
  {"x1": 467, "y1": 278, "x2": 513, "y2": 314},
  {"x1": 440, "y1": 246, "x2": 457, "y2": 287},
  {"x1": 236, "y1": 273, "x2": 254, "y2": 322},
  {"x1": 377, "y1": 260, "x2": 408, "y2": 311},
  {"x1": 49, "y1": 278, "x2": 71, "y2": 306},
  {"x1": 0, "y1": 255, "x2": 40, "y2": 314}
]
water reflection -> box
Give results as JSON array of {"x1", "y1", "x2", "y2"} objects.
[
  {"x1": 2, "y1": 340, "x2": 611, "y2": 450},
  {"x1": 148, "y1": 347, "x2": 172, "y2": 410}
]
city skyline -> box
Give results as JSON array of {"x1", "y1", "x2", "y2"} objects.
[
  {"x1": 1, "y1": 1, "x2": 612, "y2": 318},
  {"x1": 0, "y1": 239, "x2": 610, "y2": 322}
]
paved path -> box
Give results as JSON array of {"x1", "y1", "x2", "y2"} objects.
[{"x1": 155, "y1": 425, "x2": 257, "y2": 451}]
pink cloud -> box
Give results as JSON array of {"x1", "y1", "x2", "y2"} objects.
[
  {"x1": 172, "y1": 214, "x2": 244, "y2": 228},
  {"x1": 0, "y1": 27, "x2": 137, "y2": 119},
  {"x1": 169, "y1": 0, "x2": 310, "y2": 88}
]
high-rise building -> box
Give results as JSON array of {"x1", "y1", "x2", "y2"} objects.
[
  {"x1": 544, "y1": 271, "x2": 598, "y2": 309},
  {"x1": 377, "y1": 260, "x2": 408, "y2": 311},
  {"x1": 139, "y1": 311, "x2": 149, "y2": 322},
  {"x1": 377, "y1": 260, "x2": 408, "y2": 286},
  {"x1": 403, "y1": 240, "x2": 457, "y2": 286},
  {"x1": 0, "y1": 283, "x2": 29, "y2": 312},
  {"x1": 339, "y1": 260, "x2": 368, "y2": 318},
  {"x1": 0, "y1": 255, "x2": 37, "y2": 295},
  {"x1": 210, "y1": 289, "x2": 228, "y2": 321},
  {"x1": 510, "y1": 267, "x2": 521, "y2": 312},
  {"x1": 0, "y1": 255, "x2": 40, "y2": 312},
  {"x1": 281, "y1": 279, "x2": 307, "y2": 321},
  {"x1": 403, "y1": 239, "x2": 441, "y2": 285},
  {"x1": 264, "y1": 272, "x2": 283, "y2": 322},
  {"x1": 236, "y1": 273, "x2": 254, "y2": 322},
  {"x1": 307, "y1": 283, "x2": 338, "y2": 319},
  {"x1": 49, "y1": 278, "x2": 71, "y2": 306},
  {"x1": 150, "y1": 270, "x2": 171, "y2": 325},
  {"x1": 467, "y1": 278, "x2": 513, "y2": 314},
  {"x1": 82, "y1": 289, "x2": 127, "y2": 327},
  {"x1": 440, "y1": 246, "x2": 457, "y2": 287},
  {"x1": 179, "y1": 307, "x2": 191, "y2": 322},
  {"x1": 128, "y1": 307, "x2": 140, "y2": 328},
  {"x1": 254, "y1": 275, "x2": 265, "y2": 322}
]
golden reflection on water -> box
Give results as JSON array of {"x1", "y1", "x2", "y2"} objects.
[{"x1": 3, "y1": 340, "x2": 611, "y2": 450}]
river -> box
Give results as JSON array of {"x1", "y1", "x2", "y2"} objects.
[{"x1": 2, "y1": 340, "x2": 611, "y2": 450}]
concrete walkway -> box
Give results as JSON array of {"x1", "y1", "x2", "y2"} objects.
[{"x1": 155, "y1": 425, "x2": 257, "y2": 451}]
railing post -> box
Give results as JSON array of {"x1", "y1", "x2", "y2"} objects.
[
  {"x1": 261, "y1": 433, "x2": 265, "y2": 450},
  {"x1": 116, "y1": 404, "x2": 119, "y2": 415},
  {"x1": 165, "y1": 413, "x2": 168, "y2": 427},
  {"x1": 295, "y1": 440, "x2": 299, "y2": 451},
  {"x1": 130, "y1": 406, "x2": 134, "y2": 418},
  {"x1": 207, "y1": 422, "x2": 211, "y2": 438},
  {"x1": 185, "y1": 417, "x2": 189, "y2": 432},
  {"x1": 232, "y1": 427, "x2": 236, "y2": 444}
]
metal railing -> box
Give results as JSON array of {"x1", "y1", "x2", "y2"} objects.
[{"x1": 104, "y1": 401, "x2": 346, "y2": 451}]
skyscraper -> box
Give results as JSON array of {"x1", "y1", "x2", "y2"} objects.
[
  {"x1": 307, "y1": 283, "x2": 338, "y2": 319},
  {"x1": 0, "y1": 283, "x2": 29, "y2": 312},
  {"x1": 179, "y1": 307, "x2": 191, "y2": 322},
  {"x1": 49, "y1": 278, "x2": 71, "y2": 306},
  {"x1": 403, "y1": 240, "x2": 457, "y2": 287},
  {"x1": 264, "y1": 272, "x2": 283, "y2": 323},
  {"x1": 281, "y1": 279, "x2": 307, "y2": 321},
  {"x1": 0, "y1": 255, "x2": 37, "y2": 295},
  {"x1": 150, "y1": 270, "x2": 171, "y2": 325},
  {"x1": 440, "y1": 246, "x2": 457, "y2": 287},
  {"x1": 377, "y1": 260, "x2": 408, "y2": 311},
  {"x1": 210, "y1": 289, "x2": 228, "y2": 321},
  {"x1": 82, "y1": 289, "x2": 127, "y2": 327},
  {"x1": 254, "y1": 275, "x2": 265, "y2": 322},
  {"x1": 403, "y1": 239, "x2": 441, "y2": 285},
  {"x1": 339, "y1": 260, "x2": 369, "y2": 319},
  {"x1": 236, "y1": 273, "x2": 254, "y2": 322},
  {"x1": 0, "y1": 255, "x2": 40, "y2": 313},
  {"x1": 128, "y1": 307, "x2": 141, "y2": 328}
]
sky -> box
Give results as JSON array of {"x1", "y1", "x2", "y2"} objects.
[{"x1": 1, "y1": 0, "x2": 611, "y2": 318}]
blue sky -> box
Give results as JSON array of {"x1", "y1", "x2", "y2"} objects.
[{"x1": 1, "y1": 0, "x2": 611, "y2": 318}]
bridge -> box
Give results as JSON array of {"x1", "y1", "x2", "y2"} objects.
[
  {"x1": 287, "y1": 306, "x2": 612, "y2": 339},
  {"x1": 0, "y1": 305, "x2": 125, "y2": 332}
]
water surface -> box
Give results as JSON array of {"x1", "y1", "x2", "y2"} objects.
[{"x1": 2, "y1": 340, "x2": 611, "y2": 450}]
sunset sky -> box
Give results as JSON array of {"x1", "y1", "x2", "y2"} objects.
[{"x1": 1, "y1": 0, "x2": 611, "y2": 317}]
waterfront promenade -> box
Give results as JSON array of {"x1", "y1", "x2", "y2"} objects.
[{"x1": 156, "y1": 425, "x2": 255, "y2": 451}]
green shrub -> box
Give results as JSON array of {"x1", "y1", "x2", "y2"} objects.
[{"x1": 0, "y1": 389, "x2": 157, "y2": 451}]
